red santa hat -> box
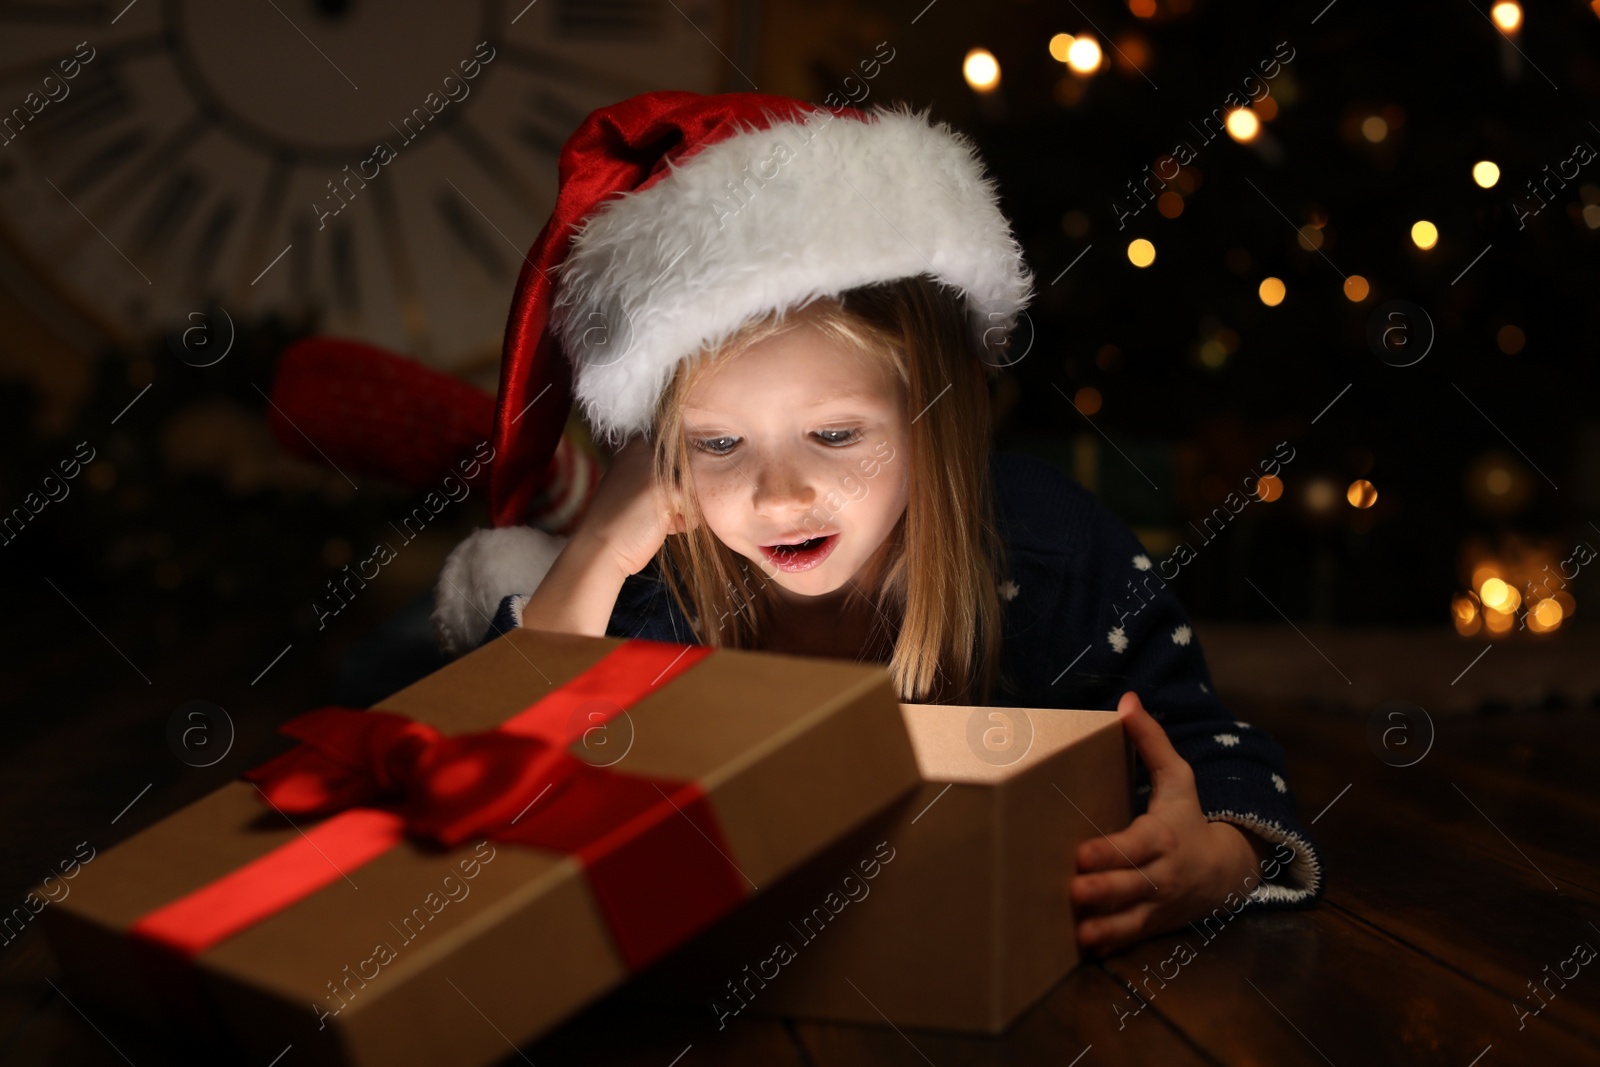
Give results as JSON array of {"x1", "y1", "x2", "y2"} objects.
[{"x1": 433, "y1": 89, "x2": 1034, "y2": 656}]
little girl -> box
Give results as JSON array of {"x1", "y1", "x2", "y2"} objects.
[{"x1": 433, "y1": 90, "x2": 1324, "y2": 957}]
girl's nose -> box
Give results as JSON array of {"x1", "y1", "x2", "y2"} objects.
[{"x1": 750, "y1": 453, "x2": 818, "y2": 516}]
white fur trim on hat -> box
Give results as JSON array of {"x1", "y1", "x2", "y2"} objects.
[
  {"x1": 431, "y1": 526, "x2": 568, "y2": 658},
  {"x1": 549, "y1": 103, "x2": 1036, "y2": 446}
]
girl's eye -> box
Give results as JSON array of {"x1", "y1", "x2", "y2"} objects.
[
  {"x1": 692, "y1": 435, "x2": 740, "y2": 456},
  {"x1": 815, "y1": 428, "x2": 863, "y2": 447}
]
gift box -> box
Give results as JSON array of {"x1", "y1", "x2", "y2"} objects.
[
  {"x1": 36, "y1": 629, "x2": 921, "y2": 1066},
  {"x1": 632, "y1": 701, "x2": 1132, "y2": 1033}
]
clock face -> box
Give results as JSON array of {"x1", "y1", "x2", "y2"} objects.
[{"x1": 0, "y1": 0, "x2": 740, "y2": 372}]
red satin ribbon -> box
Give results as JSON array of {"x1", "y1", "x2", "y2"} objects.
[{"x1": 128, "y1": 640, "x2": 747, "y2": 973}]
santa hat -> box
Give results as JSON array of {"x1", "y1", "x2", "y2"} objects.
[{"x1": 432, "y1": 89, "x2": 1034, "y2": 657}]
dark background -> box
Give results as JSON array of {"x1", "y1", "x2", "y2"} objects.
[{"x1": 2, "y1": 0, "x2": 1596, "y2": 748}]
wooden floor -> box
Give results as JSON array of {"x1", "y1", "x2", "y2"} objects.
[{"x1": 3, "y1": 611, "x2": 1598, "y2": 1066}]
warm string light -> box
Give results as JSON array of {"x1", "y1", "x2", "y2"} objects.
[
  {"x1": 1303, "y1": 478, "x2": 1339, "y2": 514},
  {"x1": 1491, "y1": 1, "x2": 1523, "y2": 34},
  {"x1": 963, "y1": 48, "x2": 1000, "y2": 92},
  {"x1": 1067, "y1": 35, "x2": 1103, "y2": 74},
  {"x1": 1454, "y1": 539, "x2": 1574, "y2": 638},
  {"x1": 1411, "y1": 220, "x2": 1438, "y2": 250},
  {"x1": 1225, "y1": 108, "x2": 1261, "y2": 143},
  {"x1": 1346, "y1": 479, "x2": 1378, "y2": 508},
  {"x1": 1473, "y1": 160, "x2": 1501, "y2": 188},
  {"x1": 1049, "y1": 33, "x2": 1103, "y2": 74}
]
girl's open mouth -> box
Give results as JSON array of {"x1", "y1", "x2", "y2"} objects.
[{"x1": 759, "y1": 533, "x2": 839, "y2": 573}]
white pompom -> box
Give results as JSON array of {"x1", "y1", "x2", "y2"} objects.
[{"x1": 430, "y1": 526, "x2": 568, "y2": 658}]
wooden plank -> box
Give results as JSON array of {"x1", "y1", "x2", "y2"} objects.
[
  {"x1": 1240, "y1": 699, "x2": 1600, "y2": 893},
  {"x1": 792, "y1": 962, "x2": 1213, "y2": 1066},
  {"x1": 1308, "y1": 799, "x2": 1600, "y2": 1043},
  {"x1": 1224, "y1": 699, "x2": 1600, "y2": 1043},
  {"x1": 3, "y1": 946, "x2": 807, "y2": 1066},
  {"x1": 1098, "y1": 902, "x2": 1600, "y2": 1065},
  {"x1": 525, "y1": 995, "x2": 808, "y2": 1066}
]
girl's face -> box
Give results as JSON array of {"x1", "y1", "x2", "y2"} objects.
[{"x1": 681, "y1": 323, "x2": 909, "y2": 604}]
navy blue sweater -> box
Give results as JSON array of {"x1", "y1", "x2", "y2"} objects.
[{"x1": 482, "y1": 449, "x2": 1326, "y2": 908}]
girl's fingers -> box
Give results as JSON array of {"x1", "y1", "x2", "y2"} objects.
[
  {"x1": 1078, "y1": 900, "x2": 1156, "y2": 955},
  {"x1": 1070, "y1": 866, "x2": 1158, "y2": 912},
  {"x1": 1077, "y1": 818, "x2": 1165, "y2": 872},
  {"x1": 1118, "y1": 691, "x2": 1193, "y2": 793}
]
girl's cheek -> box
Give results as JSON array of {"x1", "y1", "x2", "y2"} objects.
[{"x1": 692, "y1": 472, "x2": 741, "y2": 524}]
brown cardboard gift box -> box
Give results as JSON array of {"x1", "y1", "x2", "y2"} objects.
[
  {"x1": 634, "y1": 701, "x2": 1133, "y2": 1033},
  {"x1": 36, "y1": 629, "x2": 921, "y2": 1067}
]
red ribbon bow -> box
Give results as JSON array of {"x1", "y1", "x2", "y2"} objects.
[{"x1": 243, "y1": 707, "x2": 578, "y2": 848}]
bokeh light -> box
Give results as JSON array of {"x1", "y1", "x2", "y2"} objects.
[
  {"x1": 1048, "y1": 34, "x2": 1073, "y2": 62},
  {"x1": 1529, "y1": 597, "x2": 1564, "y2": 632},
  {"x1": 963, "y1": 49, "x2": 1000, "y2": 92},
  {"x1": 1258, "y1": 277, "x2": 1286, "y2": 306},
  {"x1": 1347, "y1": 479, "x2": 1378, "y2": 508},
  {"x1": 1491, "y1": 2, "x2": 1522, "y2": 33},
  {"x1": 1456, "y1": 538, "x2": 1575, "y2": 639},
  {"x1": 1304, "y1": 478, "x2": 1339, "y2": 513},
  {"x1": 1411, "y1": 220, "x2": 1438, "y2": 250},
  {"x1": 1255, "y1": 475, "x2": 1284, "y2": 503},
  {"x1": 1361, "y1": 116, "x2": 1388, "y2": 143},
  {"x1": 1344, "y1": 275, "x2": 1370, "y2": 301},
  {"x1": 1497, "y1": 324, "x2": 1525, "y2": 354},
  {"x1": 1067, "y1": 35, "x2": 1103, "y2": 73},
  {"x1": 1127, "y1": 238, "x2": 1156, "y2": 267},
  {"x1": 1479, "y1": 577, "x2": 1519, "y2": 613},
  {"x1": 1473, "y1": 161, "x2": 1501, "y2": 188},
  {"x1": 1226, "y1": 108, "x2": 1261, "y2": 143},
  {"x1": 1074, "y1": 386, "x2": 1103, "y2": 415}
]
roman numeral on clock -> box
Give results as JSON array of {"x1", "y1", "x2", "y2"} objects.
[{"x1": 436, "y1": 187, "x2": 507, "y2": 280}]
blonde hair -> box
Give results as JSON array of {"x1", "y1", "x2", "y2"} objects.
[{"x1": 645, "y1": 274, "x2": 1014, "y2": 705}]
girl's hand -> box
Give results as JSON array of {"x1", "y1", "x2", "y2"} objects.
[
  {"x1": 577, "y1": 435, "x2": 691, "y2": 578},
  {"x1": 1069, "y1": 691, "x2": 1266, "y2": 957}
]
